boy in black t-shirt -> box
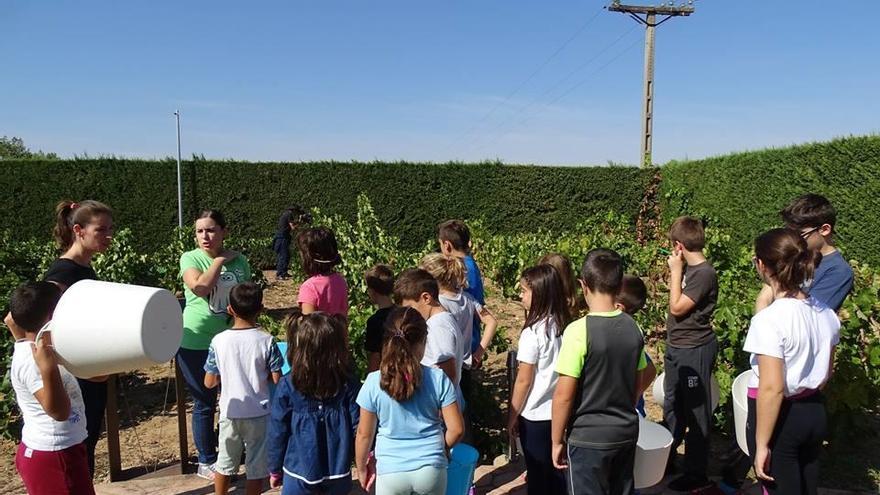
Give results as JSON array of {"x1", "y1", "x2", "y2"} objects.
[
  {"x1": 664, "y1": 217, "x2": 719, "y2": 491},
  {"x1": 364, "y1": 264, "x2": 395, "y2": 372}
]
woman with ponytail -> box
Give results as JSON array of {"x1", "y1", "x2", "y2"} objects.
[
  {"x1": 46, "y1": 200, "x2": 114, "y2": 289},
  {"x1": 355, "y1": 307, "x2": 464, "y2": 495},
  {"x1": 45, "y1": 200, "x2": 113, "y2": 478},
  {"x1": 744, "y1": 228, "x2": 840, "y2": 494}
]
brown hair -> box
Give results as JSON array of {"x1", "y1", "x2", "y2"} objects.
[
  {"x1": 298, "y1": 227, "x2": 342, "y2": 276},
  {"x1": 196, "y1": 209, "x2": 227, "y2": 229},
  {"x1": 53, "y1": 200, "x2": 113, "y2": 250},
  {"x1": 10, "y1": 281, "x2": 62, "y2": 333},
  {"x1": 781, "y1": 194, "x2": 837, "y2": 230},
  {"x1": 437, "y1": 220, "x2": 471, "y2": 252},
  {"x1": 616, "y1": 275, "x2": 647, "y2": 315},
  {"x1": 365, "y1": 264, "x2": 395, "y2": 296},
  {"x1": 754, "y1": 228, "x2": 821, "y2": 297},
  {"x1": 393, "y1": 268, "x2": 439, "y2": 303},
  {"x1": 668, "y1": 216, "x2": 705, "y2": 251},
  {"x1": 579, "y1": 248, "x2": 624, "y2": 296},
  {"x1": 419, "y1": 253, "x2": 466, "y2": 291},
  {"x1": 379, "y1": 307, "x2": 428, "y2": 401},
  {"x1": 538, "y1": 253, "x2": 580, "y2": 319},
  {"x1": 284, "y1": 309, "x2": 351, "y2": 399},
  {"x1": 521, "y1": 264, "x2": 569, "y2": 337},
  {"x1": 229, "y1": 282, "x2": 263, "y2": 320}
]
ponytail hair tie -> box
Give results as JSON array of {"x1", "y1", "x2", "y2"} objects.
[
  {"x1": 70, "y1": 202, "x2": 79, "y2": 210},
  {"x1": 404, "y1": 373, "x2": 413, "y2": 383}
]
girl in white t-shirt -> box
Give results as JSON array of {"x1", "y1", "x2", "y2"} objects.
[
  {"x1": 507, "y1": 264, "x2": 571, "y2": 495},
  {"x1": 744, "y1": 228, "x2": 840, "y2": 494}
]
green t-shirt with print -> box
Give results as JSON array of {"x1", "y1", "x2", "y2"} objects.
[{"x1": 179, "y1": 248, "x2": 252, "y2": 350}]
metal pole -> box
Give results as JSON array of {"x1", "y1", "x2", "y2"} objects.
[
  {"x1": 174, "y1": 110, "x2": 183, "y2": 228},
  {"x1": 641, "y1": 14, "x2": 656, "y2": 167}
]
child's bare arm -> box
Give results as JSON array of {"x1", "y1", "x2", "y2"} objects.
[
  {"x1": 633, "y1": 354, "x2": 657, "y2": 404},
  {"x1": 668, "y1": 265, "x2": 697, "y2": 317},
  {"x1": 31, "y1": 334, "x2": 71, "y2": 421},
  {"x1": 204, "y1": 372, "x2": 220, "y2": 389},
  {"x1": 4, "y1": 312, "x2": 25, "y2": 341},
  {"x1": 642, "y1": 357, "x2": 657, "y2": 391},
  {"x1": 436, "y1": 358, "x2": 458, "y2": 384},
  {"x1": 441, "y1": 402, "x2": 464, "y2": 448},
  {"x1": 551, "y1": 375, "x2": 578, "y2": 469},
  {"x1": 476, "y1": 307, "x2": 498, "y2": 354},
  {"x1": 508, "y1": 362, "x2": 536, "y2": 436},
  {"x1": 355, "y1": 409, "x2": 378, "y2": 491}
]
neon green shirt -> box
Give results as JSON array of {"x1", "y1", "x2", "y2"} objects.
[
  {"x1": 179, "y1": 248, "x2": 252, "y2": 350},
  {"x1": 556, "y1": 309, "x2": 648, "y2": 378}
]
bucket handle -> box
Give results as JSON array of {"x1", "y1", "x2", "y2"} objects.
[{"x1": 34, "y1": 320, "x2": 53, "y2": 346}]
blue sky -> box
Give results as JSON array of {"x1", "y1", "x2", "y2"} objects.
[{"x1": 2, "y1": 1, "x2": 878, "y2": 165}]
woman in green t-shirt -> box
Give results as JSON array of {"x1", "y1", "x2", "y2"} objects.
[{"x1": 177, "y1": 209, "x2": 251, "y2": 479}]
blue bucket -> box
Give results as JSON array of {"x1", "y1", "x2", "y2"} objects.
[
  {"x1": 446, "y1": 443, "x2": 479, "y2": 495},
  {"x1": 276, "y1": 341, "x2": 291, "y2": 375},
  {"x1": 269, "y1": 342, "x2": 292, "y2": 399}
]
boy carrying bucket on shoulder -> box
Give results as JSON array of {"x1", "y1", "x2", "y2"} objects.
[
  {"x1": 204, "y1": 282, "x2": 283, "y2": 495},
  {"x1": 8, "y1": 281, "x2": 94, "y2": 495}
]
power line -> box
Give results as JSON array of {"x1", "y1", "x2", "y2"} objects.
[
  {"x1": 471, "y1": 35, "x2": 643, "y2": 155},
  {"x1": 461, "y1": 25, "x2": 640, "y2": 155},
  {"x1": 608, "y1": 1, "x2": 696, "y2": 166},
  {"x1": 446, "y1": 7, "x2": 605, "y2": 152}
]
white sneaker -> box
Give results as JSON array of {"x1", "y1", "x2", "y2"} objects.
[{"x1": 197, "y1": 463, "x2": 217, "y2": 481}]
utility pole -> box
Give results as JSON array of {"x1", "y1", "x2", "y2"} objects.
[
  {"x1": 607, "y1": 1, "x2": 694, "y2": 167},
  {"x1": 174, "y1": 110, "x2": 183, "y2": 228}
]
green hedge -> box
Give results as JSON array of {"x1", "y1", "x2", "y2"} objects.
[
  {"x1": 661, "y1": 135, "x2": 880, "y2": 266},
  {"x1": 0, "y1": 159, "x2": 653, "y2": 252},
  {"x1": 2, "y1": 135, "x2": 878, "y2": 264}
]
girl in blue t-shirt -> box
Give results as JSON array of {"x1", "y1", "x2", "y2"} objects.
[
  {"x1": 267, "y1": 310, "x2": 361, "y2": 495},
  {"x1": 354, "y1": 307, "x2": 464, "y2": 495}
]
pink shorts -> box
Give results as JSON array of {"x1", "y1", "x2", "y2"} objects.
[{"x1": 15, "y1": 441, "x2": 95, "y2": 495}]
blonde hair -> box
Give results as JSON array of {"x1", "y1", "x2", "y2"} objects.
[{"x1": 419, "y1": 253, "x2": 466, "y2": 291}]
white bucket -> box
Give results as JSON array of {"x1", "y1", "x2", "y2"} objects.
[
  {"x1": 634, "y1": 417, "x2": 673, "y2": 489},
  {"x1": 732, "y1": 370, "x2": 753, "y2": 455},
  {"x1": 44, "y1": 280, "x2": 183, "y2": 378},
  {"x1": 651, "y1": 371, "x2": 721, "y2": 411}
]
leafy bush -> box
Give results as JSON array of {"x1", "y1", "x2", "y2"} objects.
[
  {"x1": 0, "y1": 233, "x2": 57, "y2": 439},
  {"x1": 0, "y1": 159, "x2": 652, "y2": 253},
  {"x1": 0, "y1": 192, "x2": 877, "y2": 461},
  {"x1": 661, "y1": 135, "x2": 880, "y2": 266},
  {"x1": 827, "y1": 262, "x2": 880, "y2": 442}
]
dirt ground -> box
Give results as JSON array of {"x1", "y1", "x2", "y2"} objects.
[{"x1": 1, "y1": 272, "x2": 876, "y2": 494}]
